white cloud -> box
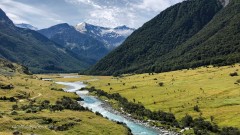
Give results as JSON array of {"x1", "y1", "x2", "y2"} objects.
[
  {"x1": 0, "y1": 0, "x2": 63, "y2": 28},
  {"x1": 67, "y1": 0, "x2": 183, "y2": 28},
  {"x1": 65, "y1": 0, "x2": 102, "y2": 9},
  {"x1": 136, "y1": 0, "x2": 173, "y2": 12},
  {"x1": 0, "y1": 0, "x2": 184, "y2": 28}
]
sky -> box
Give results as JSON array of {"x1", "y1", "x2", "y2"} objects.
[{"x1": 0, "y1": 0, "x2": 183, "y2": 29}]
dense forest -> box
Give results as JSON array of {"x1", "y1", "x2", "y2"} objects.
[{"x1": 88, "y1": 0, "x2": 240, "y2": 75}]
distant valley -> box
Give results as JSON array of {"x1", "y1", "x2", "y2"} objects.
[{"x1": 0, "y1": 8, "x2": 134, "y2": 73}]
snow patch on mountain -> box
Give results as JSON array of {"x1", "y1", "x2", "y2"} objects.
[
  {"x1": 15, "y1": 23, "x2": 38, "y2": 30},
  {"x1": 75, "y1": 22, "x2": 135, "y2": 49},
  {"x1": 76, "y1": 22, "x2": 87, "y2": 32}
]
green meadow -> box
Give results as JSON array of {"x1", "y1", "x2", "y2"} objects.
[
  {"x1": 0, "y1": 74, "x2": 129, "y2": 135},
  {"x1": 87, "y1": 64, "x2": 240, "y2": 128}
]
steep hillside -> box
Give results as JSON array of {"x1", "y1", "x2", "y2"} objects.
[
  {"x1": 88, "y1": 0, "x2": 227, "y2": 75},
  {"x1": 38, "y1": 23, "x2": 108, "y2": 61},
  {"x1": 153, "y1": 0, "x2": 240, "y2": 72},
  {"x1": 0, "y1": 58, "x2": 30, "y2": 76},
  {"x1": 0, "y1": 9, "x2": 90, "y2": 73}
]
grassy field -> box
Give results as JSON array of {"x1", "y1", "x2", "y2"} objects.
[
  {"x1": 86, "y1": 65, "x2": 240, "y2": 128},
  {"x1": 0, "y1": 73, "x2": 129, "y2": 135}
]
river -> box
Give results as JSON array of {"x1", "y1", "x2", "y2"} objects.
[{"x1": 56, "y1": 81, "x2": 175, "y2": 135}]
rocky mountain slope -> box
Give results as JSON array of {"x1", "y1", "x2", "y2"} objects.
[
  {"x1": 75, "y1": 22, "x2": 135, "y2": 50},
  {"x1": 38, "y1": 23, "x2": 108, "y2": 62}
]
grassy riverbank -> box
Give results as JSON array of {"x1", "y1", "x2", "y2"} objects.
[
  {"x1": 85, "y1": 64, "x2": 240, "y2": 133},
  {"x1": 0, "y1": 73, "x2": 130, "y2": 135}
]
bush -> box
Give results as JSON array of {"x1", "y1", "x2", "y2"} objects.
[
  {"x1": 131, "y1": 86, "x2": 137, "y2": 89},
  {"x1": 181, "y1": 115, "x2": 193, "y2": 127},
  {"x1": 25, "y1": 109, "x2": 32, "y2": 113},
  {"x1": 12, "y1": 105, "x2": 18, "y2": 110},
  {"x1": 194, "y1": 105, "x2": 200, "y2": 112},
  {"x1": 221, "y1": 127, "x2": 240, "y2": 135},
  {"x1": 95, "y1": 111, "x2": 103, "y2": 117},
  {"x1": 229, "y1": 72, "x2": 238, "y2": 77},
  {"x1": 236, "y1": 79, "x2": 240, "y2": 83},
  {"x1": 11, "y1": 111, "x2": 18, "y2": 115},
  {"x1": 159, "y1": 82, "x2": 164, "y2": 87}
]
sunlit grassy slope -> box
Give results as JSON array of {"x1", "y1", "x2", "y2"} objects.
[
  {"x1": 0, "y1": 74, "x2": 129, "y2": 135},
  {"x1": 87, "y1": 64, "x2": 240, "y2": 128}
]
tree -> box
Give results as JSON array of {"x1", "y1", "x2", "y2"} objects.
[
  {"x1": 12, "y1": 105, "x2": 18, "y2": 110},
  {"x1": 181, "y1": 115, "x2": 193, "y2": 127}
]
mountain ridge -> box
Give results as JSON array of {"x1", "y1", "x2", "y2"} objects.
[
  {"x1": 38, "y1": 23, "x2": 109, "y2": 62},
  {"x1": 75, "y1": 22, "x2": 135, "y2": 49},
  {"x1": 15, "y1": 23, "x2": 38, "y2": 30},
  {"x1": 0, "y1": 8, "x2": 91, "y2": 73}
]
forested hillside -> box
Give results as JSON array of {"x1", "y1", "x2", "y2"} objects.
[{"x1": 88, "y1": 0, "x2": 240, "y2": 75}]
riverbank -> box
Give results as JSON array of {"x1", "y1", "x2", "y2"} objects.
[
  {"x1": 82, "y1": 87, "x2": 180, "y2": 135},
  {"x1": 56, "y1": 79, "x2": 179, "y2": 135},
  {"x1": 95, "y1": 96, "x2": 179, "y2": 135},
  {"x1": 0, "y1": 73, "x2": 130, "y2": 135},
  {"x1": 85, "y1": 65, "x2": 240, "y2": 135}
]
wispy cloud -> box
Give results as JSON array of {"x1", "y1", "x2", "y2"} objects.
[
  {"x1": 0, "y1": 0, "x2": 183, "y2": 28},
  {"x1": 0, "y1": 0, "x2": 64, "y2": 28}
]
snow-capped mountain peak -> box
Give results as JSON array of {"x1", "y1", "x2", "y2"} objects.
[
  {"x1": 75, "y1": 22, "x2": 87, "y2": 32},
  {"x1": 75, "y1": 22, "x2": 135, "y2": 49},
  {"x1": 15, "y1": 23, "x2": 38, "y2": 30}
]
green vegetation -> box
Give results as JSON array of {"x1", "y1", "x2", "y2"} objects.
[
  {"x1": 86, "y1": 64, "x2": 240, "y2": 134},
  {"x1": 0, "y1": 61, "x2": 130, "y2": 135},
  {"x1": 88, "y1": 0, "x2": 240, "y2": 76}
]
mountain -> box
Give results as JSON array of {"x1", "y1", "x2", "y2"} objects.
[
  {"x1": 88, "y1": 0, "x2": 240, "y2": 75},
  {"x1": 75, "y1": 22, "x2": 135, "y2": 50},
  {"x1": 0, "y1": 8, "x2": 91, "y2": 73},
  {"x1": 15, "y1": 23, "x2": 38, "y2": 30},
  {"x1": 38, "y1": 23, "x2": 108, "y2": 61}
]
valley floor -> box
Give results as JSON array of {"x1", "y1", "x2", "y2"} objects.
[
  {"x1": 0, "y1": 74, "x2": 129, "y2": 135},
  {"x1": 84, "y1": 64, "x2": 240, "y2": 129},
  {"x1": 2, "y1": 64, "x2": 239, "y2": 134}
]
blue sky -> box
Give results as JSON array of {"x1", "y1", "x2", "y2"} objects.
[{"x1": 0, "y1": 0, "x2": 183, "y2": 29}]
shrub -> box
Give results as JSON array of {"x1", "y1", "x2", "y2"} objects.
[
  {"x1": 181, "y1": 115, "x2": 193, "y2": 127},
  {"x1": 12, "y1": 105, "x2": 18, "y2": 110},
  {"x1": 95, "y1": 111, "x2": 103, "y2": 117},
  {"x1": 131, "y1": 86, "x2": 137, "y2": 89},
  {"x1": 25, "y1": 109, "x2": 32, "y2": 113},
  {"x1": 221, "y1": 127, "x2": 240, "y2": 135},
  {"x1": 11, "y1": 111, "x2": 18, "y2": 115},
  {"x1": 194, "y1": 105, "x2": 200, "y2": 112},
  {"x1": 159, "y1": 82, "x2": 164, "y2": 87},
  {"x1": 229, "y1": 72, "x2": 238, "y2": 77},
  {"x1": 236, "y1": 79, "x2": 240, "y2": 83}
]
